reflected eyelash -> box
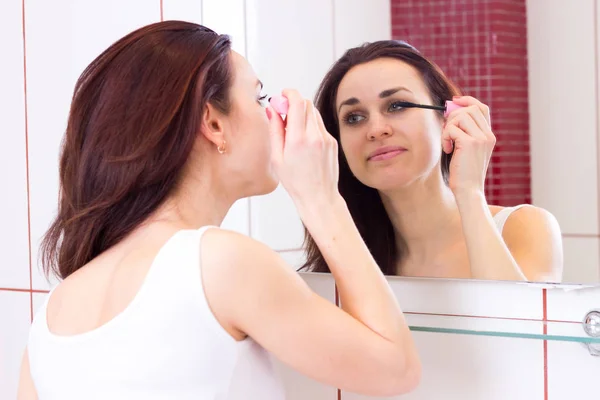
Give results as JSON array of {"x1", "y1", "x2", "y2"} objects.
[
  {"x1": 341, "y1": 99, "x2": 446, "y2": 124},
  {"x1": 342, "y1": 100, "x2": 406, "y2": 123}
]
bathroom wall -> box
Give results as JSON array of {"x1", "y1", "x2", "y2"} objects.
[
  {"x1": 391, "y1": 0, "x2": 531, "y2": 207},
  {"x1": 526, "y1": 0, "x2": 600, "y2": 284},
  {"x1": 282, "y1": 273, "x2": 600, "y2": 400},
  {"x1": 2, "y1": 0, "x2": 599, "y2": 399}
]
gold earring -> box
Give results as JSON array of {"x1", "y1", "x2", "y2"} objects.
[{"x1": 217, "y1": 140, "x2": 226, "y2": 154}]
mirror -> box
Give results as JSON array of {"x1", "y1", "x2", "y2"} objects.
[
  {"x1": 244, "y1": 0, "x2": 600, "y2": 285},
  {"x1": 2, "y1": 0, "x2": 598, "y2": 291}
]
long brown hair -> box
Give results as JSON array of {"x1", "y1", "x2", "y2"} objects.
[
  {"x1": 40, "y1": 21, "x2": 233, "y2": 280},
  {"x1": 301, "y1": 40, "x2": 461, "y2": 275}
]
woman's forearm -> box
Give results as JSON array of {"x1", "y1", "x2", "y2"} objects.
[
  {"x1": 456, "y1": 191, "x2": 527, "y2": 281},
  {"x1": 296, "y1": 195, "x2": 413, "y2": 344}
]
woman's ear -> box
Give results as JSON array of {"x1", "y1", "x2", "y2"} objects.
[{"x1": 200, "y1": 102, "x2": 226, "y2": 148}]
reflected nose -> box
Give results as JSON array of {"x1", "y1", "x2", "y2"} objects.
[{"x1": 367, "y1": 118, "x2": 393, "y2": 140}]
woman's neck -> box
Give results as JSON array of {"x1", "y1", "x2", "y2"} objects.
[
  {"x1": 380, "y1": 171, "x2": 463, "y2": 266},
  {"x1": 150, "y1": 162, "x2": 235, "y2": 230}
]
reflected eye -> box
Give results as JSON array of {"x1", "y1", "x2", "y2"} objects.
[
  {"x1": 258, "y1": 94, "x2": 268, "y2": 107},
  {"x1": 343, "y1": 113, "x2": 365, "y2": 125},
  {"x1": 389, "y1": 101, "x2": 408, "y2": 112}
]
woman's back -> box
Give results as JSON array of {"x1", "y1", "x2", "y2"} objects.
[{"x1": 27, "y1": 226, "x2": 284, "y2": 400}]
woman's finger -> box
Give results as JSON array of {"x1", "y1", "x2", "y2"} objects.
[
  {"x1": 281, "y1": 89, "x2": 307, "y2": 142},
  {"x1": 450, "y1": 96, "x2": 491, "y2": 125},
  {"x1": 441, "y1": 123, "x2": 471, "y2": 154},
  {"x1": 446, "y1": 109, "x2": 486, "y2": 140}
]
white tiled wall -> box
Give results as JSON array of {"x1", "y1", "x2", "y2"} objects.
[
  {"x1": 0, "y1": 291, "x2": 31, "y2": 399},
  {"x1": 3, "y1": 0, "x2": 600, "y2": 399},
  {"x1": 341, "y1": 279, "x2": 547, "y2": 400},
  {"x1": 272, "y1": 273, "x2": 338, "y2": 400},
  {"x1": 546, "y1": 283, "x2": 600, "y2": 400},
  {"x1": 304, "y1": 276, "x2": 600, "y2": 400},
  {"x1": 345, "y1": 331, "x2": 546, "y2": 400},
  {"x1": 562, "y1": 237, "x2": 600, "y2": 283},
  {"x1": 388, "y1": 276, "x2": 544, "y2": 319},
  {"x1": 1, "y1": 0, "x2": 30, "y2": 291},
  {"x1": 527, "y1": 0, "x2": 600, "y2": 283},
  {"x1": 333, "y1": 0, "x2": 391, "y2": 58}
]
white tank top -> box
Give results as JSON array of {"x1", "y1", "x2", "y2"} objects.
[{"x1": 27, "y1": 226, "x2": 285, "y2": 400}]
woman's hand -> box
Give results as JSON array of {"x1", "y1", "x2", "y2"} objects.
[
  {"x1": 267, "y1": 89, "x2": 340, "y2": 210},
  {"x1": 442, "y1": 96, "x2": 496, "y2": 202}
]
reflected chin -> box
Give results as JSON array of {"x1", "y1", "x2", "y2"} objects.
[{"x1": 356, "y1": 171, "x2": 414, "y2": 192}]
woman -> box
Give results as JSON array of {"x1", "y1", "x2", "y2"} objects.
[
  {"x1": 17, "y1": 22, "x2": 420, "y2": 399},
  {"x1": 302, "y1": 40, "x2": 563, "y2": 282}
]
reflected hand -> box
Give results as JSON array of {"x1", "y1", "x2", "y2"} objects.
[{"x1": 442, "y1": 96, "x2": 496, "y2": 200}]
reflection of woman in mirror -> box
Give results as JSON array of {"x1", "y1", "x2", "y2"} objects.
[{"x1": 301, "y1": 40, "x2": 563, "y2": 282}]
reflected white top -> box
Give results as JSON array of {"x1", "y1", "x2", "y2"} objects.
[
  {"x1": 27, "y1": 226, "x2": 285, "y2": 400},
  {"x1": 493, "y1": 204, "x2": 529, "y2": 233}
]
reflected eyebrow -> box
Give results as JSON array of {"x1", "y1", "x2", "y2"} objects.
[
  {"x1": 256, "y1": 80, "x2": 263, "y2": 90},
  {"x1": 379, "y1": 87, "x2": 411, "y2": 98},
  {"x1": 337, "y1": 86, "x2": 413, "y2": 113}
]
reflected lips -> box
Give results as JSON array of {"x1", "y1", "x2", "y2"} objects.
[{"x1": 368, "y1": 146, "x2": 406, "y2": 161}]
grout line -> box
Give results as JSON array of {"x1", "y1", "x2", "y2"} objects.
[
  {"x1": 561, "y1": 233, "x2": 600, "y2": 238},
  {"x1": 334, "y1": 283, "x2": 339, "y2": 307},
  {"x1": 200, "y1": 0, "x2": 203, "y2": 25},
  {"x1": 243, "y1": 0, "x2": 248, "y2": 59},
  {"x1": 404, "y1": 310, "x2": 581, "y2": 324},
  {"x1": 543, "y1": 288, "x2": 548, "y2": 400},
  {"x1": 331, "y1": 0, "x2": 336, "y2": 62},
  {"x1": 594, "y1": 0, "x2": 600, "y2": 280},
  {"x1": 276, "y1": 247, "x2": 303, "y2": 253},
  {"x1": 334, "y1": 282, "x2": 340, "y2": 400},
  {"x1": 21, "y1": 0, "x2": 34, "y2": 323},
  {"x1": 242, "y1": 0, "x2": 251, "y2": 237},
  {"x1": 0, "y1": 288, "x2": 50, "y2": 294},
  {"x1": 247, "y1": 198, "x2": 253, "y2": 237}
]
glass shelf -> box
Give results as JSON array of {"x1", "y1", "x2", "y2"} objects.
[
  {"x1": 405, "y1": 314, "x2": 600, "y2": 344},
  {"x1": 409, "y1": 325, "x2": 600, "y2": 343}
]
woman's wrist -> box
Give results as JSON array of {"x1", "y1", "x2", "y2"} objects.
[
  {"x1": 295, "y1": 193, "x2": 353, "y2": 240},
  {"x1": 453, "y1": 189, "x2": 487, "y2": 212}
]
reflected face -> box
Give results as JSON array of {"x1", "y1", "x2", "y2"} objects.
[
  {"x1": 336, "y1": 58, "x2": 444, "y2": 191},
  {"x1": 222, "y1": 51, "x2": 278, "y2": 196}
]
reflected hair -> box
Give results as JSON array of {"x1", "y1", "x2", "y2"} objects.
[
  {"x1": 40, "y1": 21, "x2": 233, "y2": 279},
  {"x1": 300, "y1": 40, "x2": 461, "y2": 275}
]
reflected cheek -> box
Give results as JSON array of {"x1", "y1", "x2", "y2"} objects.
[{"x1": 340, "y1": 139, "x2": 365, "y2": 173}]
